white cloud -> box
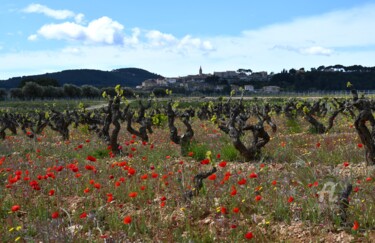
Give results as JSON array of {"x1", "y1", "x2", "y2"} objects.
[
  {"x1": 145, "y1": 30, "x2": 177, "y2": 47},
  {"x1": 23, "y1": 3, "x2": 75, "y2": 20},
  {"x1": 27, "y1": 34, "x2": 38, "y2": 41},
  {"x1": 299, "y1": 46, "x2": 333, "y2": 56},
  {"x1": 36, "y1": 17, "x2": 124, "y2": 45},
  {"x1": 74, "y1": 13, "x2": 85, "y2": 24}
]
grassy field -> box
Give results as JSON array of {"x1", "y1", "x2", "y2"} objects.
[{"x1": 0, "y1": 99, "x2": 374, "y2": 242}]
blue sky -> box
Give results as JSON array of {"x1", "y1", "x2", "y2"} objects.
[{"x1": 1, "y1": 0, "x2": 375, "y2": 79}]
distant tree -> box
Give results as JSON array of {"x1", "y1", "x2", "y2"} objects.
[
  {"x1": 63, "y1": 84, "x2": 82, "y2": 98},
  {"x1": 152, "y1": 88, "x2": 167, "y2": 97},
  {"x1": 123, "y1": 87, "x2": 135, "y2": 98},
  {"x1": 9, "y1": 88, "x2": 23, "y2": 99},
  {"x1": 19, "y1": 77, "x2": 60, "y2": 88},
  {"x1": 289, "y1": 68, "x2": 297, "y2": 75},
  {"x1": 0, "y1": 88, "x2": 7, "y2": 100},
  {"x1": 22, "y1": 82, "x2": 44, "y2": 99},
  {"x1": 42, "y1": 86, "x2": 65, "y2": 99},
  {"x1": 81, "y1": 85, "x2": 100, "y2": 98},
  {"x1": 100, "y1": 87, "x2": 116, "y2": 98}
]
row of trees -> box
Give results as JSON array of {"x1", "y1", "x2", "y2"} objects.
[{"x1": 3, "y1": 82, "x2": 135, "y2": 100}]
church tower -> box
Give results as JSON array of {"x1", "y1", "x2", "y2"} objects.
[{"x1": 199, "y1": 66, "x2": 202, "y2": 76}]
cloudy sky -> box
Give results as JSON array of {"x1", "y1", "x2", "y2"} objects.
[{"x1": 1, "y1": 0, "x2": 375, "y2": 79}]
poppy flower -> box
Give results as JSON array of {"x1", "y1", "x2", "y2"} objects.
[
  {"x1": 218, "y1": 161, "x2": 227, "y2": 167},
  {"x1": 201, "y1": 159, "x2": 210, "y2": 165},
  {"x1": 80, "y1": 212, "x2": 87, "y2": 218},
  {"x1": 208, "y1": 174, "x2": 216, "y2": 180},
  {"x1": 52, "y1": 211, "x2": 59, "y2": 219},
  {"x1": 49, "y1": 189, "x2": 55, "y2": 196},
  {"x1": 352, "y1": 220, "x2": 359, "y2": 231},
  {"x1": 230, "y1": 186, "x2": 237, "y2": 196},
  {"x1": 129, "y1": 192, "x2": 138, "y2": 198},
  {"x1": 11, "y1": 205, "x2": 20, "y2": 212},
  {"x1": 249, "y1": 172, "x2": 258, "y2": 179},
  {"x1": 357, "y1": 143, "x2": 363, "y2": 148},
  {"x1": 238, "y1": 178, "x2": 247, "y2": 185},
  {"x1": 123, "y1": 216, "x2": 132, "y2": 224},
  {"x1": 271, "y1": 180, "x2": 277, "y2": 186},
  {"x1": 288, "y1": 196, "x2": 294, "y2": 203},
  {"x1": 245, "y1": 232, "x2": 254, "y2": 239},
  {"x1": 188, "y1": 151, "x2": 194, "y2": 157},
  {"x1": 86, "y1": 155, "x2": 96, "y2": 162},
  {"x1": 221, "y1": 207, "x2": 227, "y2": 214},
  {"x1": 255, "y1": 195, "x2": 262, "y2": 201},
  {"x1": 233, "y1": 207, "x2": 240, "y2": 213},
  {"x1": 343, "y1": 162, "x2": 349, "y2": 167}
]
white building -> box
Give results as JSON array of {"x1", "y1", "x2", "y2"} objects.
[{"x1": 244, "y1": 85, "x2": 254, "y2": 92}]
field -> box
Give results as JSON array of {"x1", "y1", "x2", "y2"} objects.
[{"x1": 1, "y1": 97, "x2": 374, "y2": 242}]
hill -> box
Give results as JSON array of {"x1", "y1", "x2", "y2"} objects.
[{"x1": 0, "y1": 68, "x2": 163, "y2": 89}]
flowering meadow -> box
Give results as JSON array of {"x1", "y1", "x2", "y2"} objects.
[{"x1": 1, "y1": 98, "x2": 375, "y2": 242}]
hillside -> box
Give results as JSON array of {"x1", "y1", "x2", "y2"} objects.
[{"x1": 0, "y1": 68, "x2": 163, "y2": 89}]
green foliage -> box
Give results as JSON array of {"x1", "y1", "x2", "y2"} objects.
[
  {"x1": 91, "y1": 148, "x2": 110, "y2": 159},
  {"x1": 220, "y1": 144, "x2": 240, "y2": 161},
  {"x1": 286, "y1": 118, "x2": 302, "y2": 134},
  {"x1": 151, "y1": 113, "x2": 168, "y2": 127},
  {"x1": 189, "y1": 141, "x2": 210, "y2": 161}
]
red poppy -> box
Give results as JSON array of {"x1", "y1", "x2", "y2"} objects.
[
  {"x1": 218, "y1": 161, "x2": 227, "y2": 167},
  {"x1": 52, "y1": 211, "x2": 59, "y2": 219},
  {"x1": 11, "y1": 205, "x2": 20, "y2": 212},
  {"x1": 366, "y1": 177, "x2": 372, "y2": 182},
  {"x1": 255, "y1": 195, "x2": 262, "y2": 201},
  {"x1": 343, "y1": 162, "x2": 349, "y2": 167},
  {"x1": 86, "y1": 155, "x2": 97, "y2": 162},
  {"x1": 221, "y1": 207, "x2": 227, "y2": 214},
  {"x1": 140, "y1": 174, "x2": 148, "y2": 180},
  {"x1": 160, "y1": 196, "x2": 167, "y2": 201},
  {"x1": 80, "y1": 212, "x2": 87, "y2": 218},
  {"x1": 271, "y1": 180, "x2": 277, "y2": 186},
  {"x1": 245, "y1": 232, "x2": 254, "y2": 239},
  {"x1": 232, "y1": 207, "x2": 240, "y2": 213},
  {"x1": 249, "y1": 172, "x2": 258, "y2": 179},
  {"x1": 49, "y1": 189, "x2": 55, "y2": 196},
  {"x1": 208, "y1": 174, "x2": 216, "y2": 180},
  {"x1": 316, "y1": 142, "x2": 321, "y2": 148},
  {"x1": 216, "y1": 154, "x2": 221, "y2": 159},
  {"x1": 128, "y1": 167, "x2": 136, "y2": 175},
  {"x1": 188, "y1": 151, "x2": 194, "y2": 157},
  {"x1": 129, "y1": 192, "x2": 138, "y2": 198},
  {"x1": 353, "y1": 186, "x2": 359, "y2": 192},
  {"x1": 238, "y1": 178, "x2": 247, "y2": 185},
  {"x1": 123, "y1": 215, "x2": 132, "y2": 224},
  {"x1": 288, "y1": 196, "x2": 294, "y2": 203},
  {"x1": 352, "y1": 220, "x2": 359, "y2": 230},
  {"x1": 357, "y1": 143, "x2": 363, "y2": 148},
  {"x1": 94, "y1": 183, "x2": 101, "y2": 189},
  {"x1": 201, "y1": 159, "x2": 210, "y2": 165},
  {"x1": 230, "y1": 186, "x2": 237, "y2": 196}
]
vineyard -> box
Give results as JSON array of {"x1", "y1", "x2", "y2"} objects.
[{"x1": 1, "y1": 87, "x2": 374, "y2": 242}]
